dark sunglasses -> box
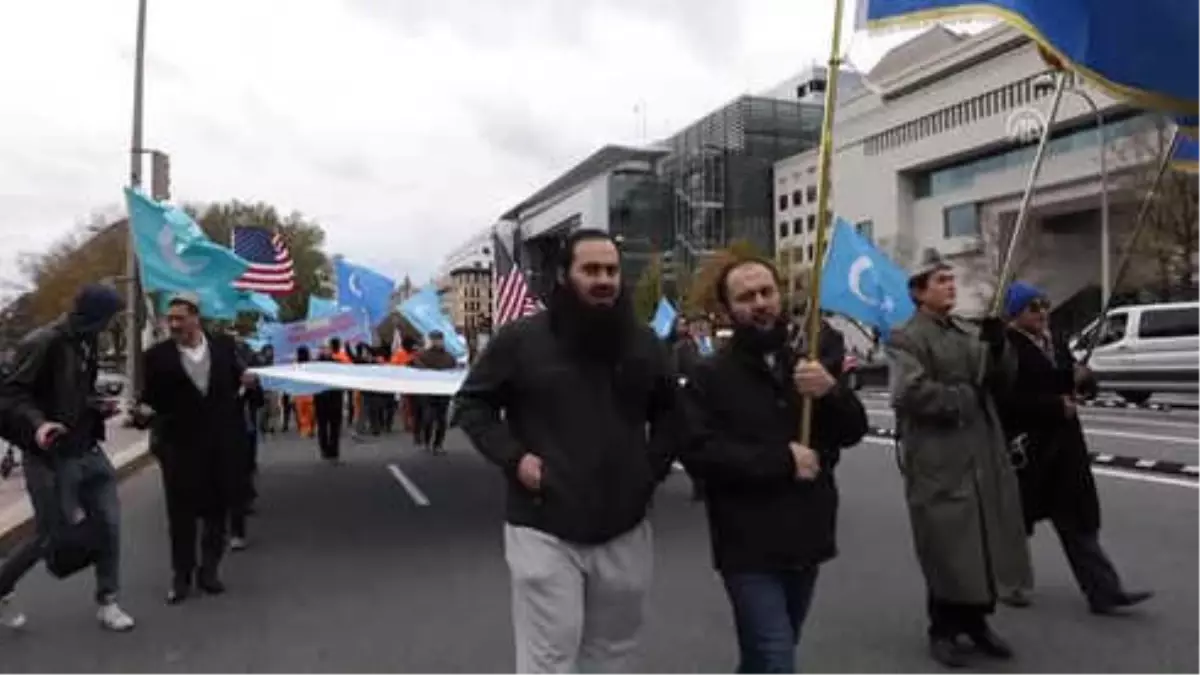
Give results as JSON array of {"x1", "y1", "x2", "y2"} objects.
[{"x1": 1027, "y1": 299, "x2": 1051, "y2": 313}]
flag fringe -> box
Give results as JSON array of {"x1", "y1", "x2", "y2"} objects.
[{"x1": 863, "y1": 4, "x2": 1197, "y2": 126}]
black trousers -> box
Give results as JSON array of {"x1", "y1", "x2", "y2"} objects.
[
  {"x1": 280, "y1": 394, "x2": 292, "y2": 431},
  {"x1": 230, "y1": 432, "x2": 258, "y2": 539},
  {"x1": 315, "y1": 396, "x2": 342, "y2": 459},
  {"x1": 163, "y1": 482, "x2": 226, "y2": 581},
  {"x1": 927, "y1": 595, "x2": 994, "y2": 639},
  {"x1": 1050, "y1": 518, "x2": 1124, "y2": 604},
  {"x1": 417, "y1": 397, "x2": 449, "y2": 449}
]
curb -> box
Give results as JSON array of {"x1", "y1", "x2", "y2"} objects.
[
  {"x1": 865, "y1": 427, "x2": 1199, "y2": 480},
  {"x1": 0, "y1": 439, "x2": 154, "y2": 555}
]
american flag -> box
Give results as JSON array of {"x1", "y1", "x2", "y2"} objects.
[
  {"x1": 492, "y1": 231, "x2": 541, "y2": 327},
  {"x1": 232, "y1": 227, "x2": 295, "y2": 294}
]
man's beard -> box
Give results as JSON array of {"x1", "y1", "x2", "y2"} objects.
[
  {"x1": 548, "y1": 283, "x2": 632, "y2": 361},
  {"x1": 731, "y1": 313, "x2": 788, "y2": 355}
]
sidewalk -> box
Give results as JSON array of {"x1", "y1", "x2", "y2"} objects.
[{"x1": 0, "y1": 420, "x2": 151, "y2": 549}]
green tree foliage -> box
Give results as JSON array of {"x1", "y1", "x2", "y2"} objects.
[
  {"x1": 632, "y1": 254, "x2": 663, "y2": 321},
  {"x1": 682, "y1": 238, "x2": 764, "y2": 317}
]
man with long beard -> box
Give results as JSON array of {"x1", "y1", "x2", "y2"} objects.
[
  {"x1": 455, "y1": 230, "x2": 678, "y2": 673},
  {"x1": 679, "y1": 259, "x2": 867, "y2": 672}
]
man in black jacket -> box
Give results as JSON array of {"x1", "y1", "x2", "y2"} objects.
[
  {"x1": 0, "y1": 284, "x2": 134, "y2": 632},
  {"x1": 455, "y1": 229, "x2": 677, "y2": 674},
  {"x1": 680, "y1": 258, "x2": 867, "y2": 673},
  {"x1": 412, "y1": 330, "x2": 458, "y2": 454}
]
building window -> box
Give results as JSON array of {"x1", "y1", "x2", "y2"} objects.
[
  {"x1": 943, "y1": 203, "x2": 981, "y2": 238},
  {"x1": 807, "y1": 214, "x2": 816, "y2": 232},
  {"x1": 779, "y1": 222, "x2": 789, "y2": 239},
  {"x1": 793, "y1": 219, "x2": 803, "y2": 236},
  {"x1": 856, "y1": 220, "x2": 874, "y2": 242},
  {"x1": 807, "y1": 244, "x2": 814, "y2": 261},
  {"x1": 778, "y1": 195, "x2": 788, "y2": 211},
  {"x1": 792, "y1": 190, "x2": 803, "y2": 206},
  {"x1": 806, "y1": 185, "x2": 817, "y2": 202}
]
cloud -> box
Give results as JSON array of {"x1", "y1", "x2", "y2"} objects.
[{"x1": 0, "y1": 0, "x2": 936, "y2": 292}]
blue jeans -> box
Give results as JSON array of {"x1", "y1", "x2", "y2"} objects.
[
  {"x1": 0, "y1": 448, "x2": 121, "y2": 604},
  {"x1": 722, "y1": 567, "x2": 821, "y2": 673}
]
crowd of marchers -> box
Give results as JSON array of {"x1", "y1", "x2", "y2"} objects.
[{"x1": 0, "y1": 229, "x2": 1152, "y2": 673}]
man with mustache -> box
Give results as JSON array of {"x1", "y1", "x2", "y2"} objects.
[
  {"x1": 135, "y1": 292, "x2": 256, "y2": 604},
  {"x1": 455, "y1": 230, "x2": 678, "y2": 673},
  {"x1": 679, "y1": 259, "x2": 867, "y2": 672}
]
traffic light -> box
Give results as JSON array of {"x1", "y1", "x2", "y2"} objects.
[{"x1": 150, "y1": 151, "x2": 170, "y2": 200}]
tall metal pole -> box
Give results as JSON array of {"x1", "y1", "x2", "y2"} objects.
[
  {"x1": 1065, "y1": 89, "x2": 1110, "y2": 305},
  {"x1": 126, "y1": 0, "x2": 147, "y2": 393},
  {"x1": 798, "y1": 0, "x2": 847, "y2": 447},
  {"x1": 988, "y1": 72, "x2": 1068, "y2": 316}
]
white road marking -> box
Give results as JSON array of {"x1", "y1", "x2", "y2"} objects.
[
  {"x1": 387, "y1": 463, "x2": 430, "y2": 507},
  {"x1": 859, "y1": 437, "x2": 1197, "y2": 489},
  {"x1": 863, "y1": 408, "x2": 1198, "y2": 445}
]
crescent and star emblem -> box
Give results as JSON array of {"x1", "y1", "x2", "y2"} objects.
[
  {"x1": 848, "y1": 255, "x2": 895, "y2": 313},
  {"x1": 156, "y1": 226, "x2": 209, "y2": 275}
]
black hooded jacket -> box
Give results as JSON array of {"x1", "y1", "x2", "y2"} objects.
[
  {"x1": 455, "y1": 308, "x2": 679, "y2": 545},
  {"x1": 0, "y1": 284, "x2": 123, "y2": 457}
]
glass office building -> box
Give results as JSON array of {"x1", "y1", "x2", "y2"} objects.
[{"x1": 658, "y1": 96, "x2": 824, "y2": 268}]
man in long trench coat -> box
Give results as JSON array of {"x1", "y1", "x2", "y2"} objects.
[{"x1": 888, "y1": 253, "x2": 1031, "y2": 668}]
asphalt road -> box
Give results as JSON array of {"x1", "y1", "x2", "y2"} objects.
[
  {"x1": 0, "y1": 425, "x2": 1195, "y2": 673},
  {"x1": 858, "y1": 390, "x2": 1200, "y2": 468}
]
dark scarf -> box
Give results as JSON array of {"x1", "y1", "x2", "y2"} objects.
[{"x1": 547, "y1": 284, "x2": 635, "y2": 363}]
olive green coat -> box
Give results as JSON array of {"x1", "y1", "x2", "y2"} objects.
[{"x1": 888, "y1": 312, "x2": 1031, "y2": 605}]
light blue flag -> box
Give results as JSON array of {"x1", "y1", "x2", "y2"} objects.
[
  {"x1": 649, "y1": 297, "x2": 677, "y2": 339},
  {"x1": 820, "y1": 217, "x2": 915, "y2": 340},
  {"x1": 238, "y1": 292, "x2": 279, "y2": 320},
  {"x1": 698, "y1": 336, "x2": 714, "y2": 356},
  {"x1": 125, "y1": 188, "x2": 250, "y2": 295},
  {"x1": 398, "y1": 285, "x2": 467, "y2": 360},
  {"x1": 307, "y1": 296, "x2": 338, "y2": 320},
  {"x1": 859, "y1": 0, "x2": 1197, "y2": 128},
  {"x1": 335, "y1": 258, "x2": 395, "y2": 328},
  {"x1": 1172, "y1": 135, "x2": 1198, "y2": 174}
]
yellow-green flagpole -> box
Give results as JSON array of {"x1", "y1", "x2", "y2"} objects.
[{"x1": 799, "y1": 0, "x2": 848, "y2": 447}]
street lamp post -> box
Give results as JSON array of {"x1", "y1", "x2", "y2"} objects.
[
  {"x1": 1034, "y1": 76, "x2": 1110, "y2": 304},
  {"x1": 126, "y1": 0, "x2": 148, "y2": 394}
]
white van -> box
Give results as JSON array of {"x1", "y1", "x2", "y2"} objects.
[{"x1": 1069, "y1": 301, "x2": 1199, "y2": 404}]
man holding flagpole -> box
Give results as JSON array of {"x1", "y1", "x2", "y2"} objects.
[{"x1": 888, "y1": 252, "x2": 1030, "y2": 667}]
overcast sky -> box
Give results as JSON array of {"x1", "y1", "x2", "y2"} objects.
[{"x1": 0, "y1": 0, "x2": 959, "y2": 291}]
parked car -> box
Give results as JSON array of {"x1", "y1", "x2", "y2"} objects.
[{"x1": 1069, "y1": 301, "x2": 1199, "y2": 404}]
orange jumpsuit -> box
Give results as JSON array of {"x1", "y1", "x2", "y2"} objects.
[{"x1": 389, "y1": 348, "x2": 415, "y2": 431}]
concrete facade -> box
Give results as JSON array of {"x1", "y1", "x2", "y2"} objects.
[
  {"x1": 436, "y1": 228, "x2": 494, "y2": 332},
  {"x1": 776, "y1": 24, "x2": 1160, "y2": 317}
]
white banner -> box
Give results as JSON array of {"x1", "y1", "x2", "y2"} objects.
[{"x1": 250, "y1": 362, "x2": 466, "y2": 396}]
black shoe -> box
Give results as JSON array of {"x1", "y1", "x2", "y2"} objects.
[
  {"x1": 1091, "y1": 590, "x2": 1153, "y2": 615},
  {"x1": 929, "y1": 636, "x2": 970, "y2": 668},
  {"x1": 1001, "y1": 589, "x2": 1032, "y2": 608},
  {"x1": 166, "y1": 577, "x2": 192, "y2": 605},
  {"x1": 968, "y1": 628, "x2": 1014, "y2": 659},
  {"x1": 197, "y1": 572, "x2": 226, "y2": 595}
]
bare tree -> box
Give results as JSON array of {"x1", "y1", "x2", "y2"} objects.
[
  {"x1": 960, "y1": 209, "x2": 1046, "y2": 311},
  {"x1": 1110, "y1": 118, "x2": 1199, "y2": 300}
]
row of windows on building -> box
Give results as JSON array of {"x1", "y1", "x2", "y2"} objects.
[
  {"x1": 778, "y1": 216, "x2": 873, "y2": 242},
  {"x1": 863, "y1": 70, "x2": 1080, "y2": 156},
  {"x1": 777, "y1": 219, "x2": 875, "y2": 264},
  {"x1": 777, "y1": 183, "x2": 819, "y2": 212}
]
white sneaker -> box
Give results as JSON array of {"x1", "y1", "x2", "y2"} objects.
[
  {"x1": 0, "y1": 594, "x2": 26, "y2": 630},
  {"x1": 97, "y1": 602, "x2": 135, "y2": 632}
]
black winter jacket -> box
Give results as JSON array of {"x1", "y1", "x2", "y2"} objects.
[
  {"x1": 0, "y1": 318, "x2": 105, "y2": 458},
  {"x1": 680, "y1": 325, "x2": 868, "y2": 572},
  {"x1": 454, "y1": 312, "x2": 678, "y2": 545}
]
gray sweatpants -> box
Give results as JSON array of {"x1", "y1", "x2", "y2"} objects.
[{"x1": 504, "y1": 520, "x2": 653, "y2": 674}]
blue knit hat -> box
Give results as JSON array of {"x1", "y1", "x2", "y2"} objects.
[{"x1": 1004, "y1": 281, "x2": 1044, "y2": 318}]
